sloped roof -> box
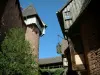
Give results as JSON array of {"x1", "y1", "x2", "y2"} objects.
[
  {"x1": 39, "y1": 56, "x2": 62, "y2": 65},
  {"x1": 22, "y1": 5, "x2": 47, "y2": 28},
  {"x1": 56, "y1": 0, "x2": 91, "y2": 37},
  {"x1": 22, "y1": 4, "x2": 37, "y2": 17},
  {"x1": 56, "y1": 0, "x2": 72, "y2": 37},
  {"x1": 57, "y1": 0, "x2": 72, "y2": 13}
]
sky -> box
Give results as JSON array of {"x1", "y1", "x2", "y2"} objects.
[{"x1": 19, "y1": 0, "x2": 67, "y2": 59}]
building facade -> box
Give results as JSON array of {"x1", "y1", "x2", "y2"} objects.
[
  {"x1": 57, "y1": 0, "x2": 100, "y2": 75},
  {"x1": 0, "y1": 0, "x2": 24, "y2": 43},
  {"x1": 0, "y1": 0, "x2": 46, "y2": 64}
]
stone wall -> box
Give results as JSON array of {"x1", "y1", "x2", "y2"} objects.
[
  {"x1": 0, "y1": 0, "x2": 24, "y2": 42},
  {"x1": 25, "y1": 25, "x2": 40, "y2": 62},
  {"x1": 80, "y1": 1, "x2": 100, "y2": 74}
]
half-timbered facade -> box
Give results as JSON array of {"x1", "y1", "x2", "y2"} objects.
[{"x1": 57, "y1": 0, "x2": 100, "y2": 75}]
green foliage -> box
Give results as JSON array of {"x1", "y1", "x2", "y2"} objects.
[
  {"x1": 52, "y1": 69, "x2": 64, "y2": 75},
  {"x1": 56, "y1": 43, "x2": 62, "y2": 54},
  {"x1": 40, "y1": 69, "x2": 64, "y2": 75},
  {"x1": 39, "y1": 69, "x2": 52, "y2": 75},
  {"x1": 0, "y1": 28, "x2": 38, "y2": 75}
]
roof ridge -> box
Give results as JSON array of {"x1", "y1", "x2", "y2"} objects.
[
  {"x1": 22, "y1": 4, "x2": 36, "y2": 13},
  {"x1": 39, "y1": 56, "x2": 61, "y2": 60}
]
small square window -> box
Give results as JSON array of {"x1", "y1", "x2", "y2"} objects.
[{"x1": 64, "y1": 11, "x2": 72, "y2": 20}]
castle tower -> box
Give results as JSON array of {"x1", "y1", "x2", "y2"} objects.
[{"x1": 22, "y1": 5, "x2": 46, "y2": 62}]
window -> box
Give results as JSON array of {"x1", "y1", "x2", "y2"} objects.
[{"x1": 65, "y1": 11, "x2": 72, "y2": 20}]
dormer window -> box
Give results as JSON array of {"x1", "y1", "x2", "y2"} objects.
[
  {"x1": 65, "y1": 11, "x2": 72, "y2": 21},
  {"x1": 63, "y1": 10, "x2": 73, "y2": 29},
  {"x1": 66, "y1": 15, "x2": 72, "y2": 20}
]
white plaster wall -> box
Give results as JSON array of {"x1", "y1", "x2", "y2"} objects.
[{"x1": 24, "y1": 17, "x2": 46, "y2": 36}]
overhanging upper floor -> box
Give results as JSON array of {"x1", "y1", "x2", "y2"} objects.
[
  {"x1": 22, "y1": 5, "x2": 47, "y2": 36},
  {"x1": 56, "y1": 0, "x2": 91, "y2": 38}
]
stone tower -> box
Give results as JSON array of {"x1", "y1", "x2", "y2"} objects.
[{"x1": 22, "y1": 5, "x2": 46, "y2": 62}]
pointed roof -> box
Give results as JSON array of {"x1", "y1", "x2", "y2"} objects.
[
  {"x1": 22, "y1": 4, "x2": 45, "y2": 27},
  {"x1": 22, "y1": 4, "x2": 37, "y2": 17},
  {"x1": 22, "y1": 4, "x2": 47, "y2": 36}
]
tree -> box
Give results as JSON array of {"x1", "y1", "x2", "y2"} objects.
[{"x1": 0, "y1": 28, "x2": 38, "y2": 75}]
